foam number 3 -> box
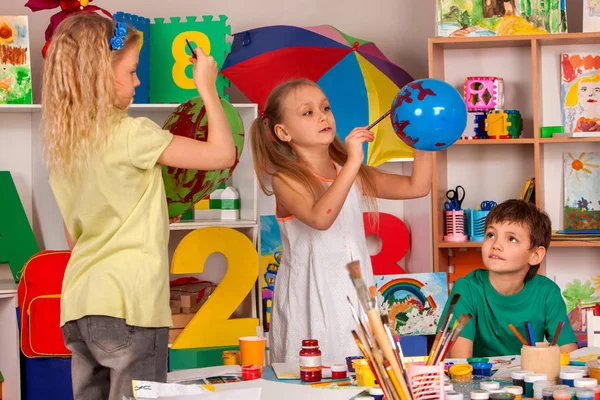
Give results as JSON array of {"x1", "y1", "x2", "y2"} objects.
[
  {"x1": 363, "y1": 212, "x2": 409, "y2": 275},
  {"x1": 172, "y1": 32, "x2": 212, "y2": 90},
  {"x1": 170, "y1": 227, "x2": 259, "y2": 349}
]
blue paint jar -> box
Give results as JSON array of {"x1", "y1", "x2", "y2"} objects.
[
  {"x1": 472, "y1": 362, "x2": 493, "y2": 377},
  {"x1": 370, "y1": 386, "x2": 384, "y2": 400},
  {"x1": 562, "y1": 371, "x2": 585, "y2": 387},
  {"x1": 576, "y1": 389, "x2": 595, "y2": 400}
]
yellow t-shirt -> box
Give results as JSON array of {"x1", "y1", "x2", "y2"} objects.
[{"x1": 50, "y1": 112, "x2": 174, "y2": 327}]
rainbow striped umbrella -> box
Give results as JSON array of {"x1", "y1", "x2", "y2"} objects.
[{"x1": 222, "y1": 25, "x2": 415, "y2": 165}]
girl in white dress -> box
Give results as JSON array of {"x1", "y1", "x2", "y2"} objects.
[{"x1": 250, "y1": 79, "x2": 433, "y2": 364}]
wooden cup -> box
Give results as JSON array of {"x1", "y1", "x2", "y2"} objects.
[{"x1": 521, "y1": 342, "x2": 560, "y2": 384}]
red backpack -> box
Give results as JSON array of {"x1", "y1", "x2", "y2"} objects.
[{"x1": 18, "y1": 250, "x2": 71, "y2": 358}]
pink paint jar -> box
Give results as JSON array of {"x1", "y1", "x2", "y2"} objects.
[
  {"x1": 331, "y1": 364, "x2": 347, "y2": 380},
  {"x1": 241, "y1": 364, "x2": 262, "y2": 381}
]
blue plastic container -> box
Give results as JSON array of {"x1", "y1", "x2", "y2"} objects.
[{"x1": 472, "y1": 362, "x2": 493, "y2": 376}]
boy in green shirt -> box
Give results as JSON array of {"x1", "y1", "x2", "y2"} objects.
[{"x1": 441, "y1": 199, "x2": 578, "y2": 358}]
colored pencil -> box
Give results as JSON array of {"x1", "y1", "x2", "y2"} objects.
[
  {"x1": 524, "y1": 322, "x2": 536, "y2": 346},
  {"x1": 508, "y1": 323, "x2": 529, "y2": 346},
  {"x1": 550, "y1": 321, "x2": 565, "y2": 346}
]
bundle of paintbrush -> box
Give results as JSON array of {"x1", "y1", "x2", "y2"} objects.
[{"x1": 347, "y1": 261, "x2": 413, "y2": 400}]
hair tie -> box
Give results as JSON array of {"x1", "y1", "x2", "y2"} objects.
[
  {"x1": 259, "y1": 109, "x2": 268, "y2": 120},
  {"x1": 110, "y1": 22, "x2": 127, "y2": 50}
]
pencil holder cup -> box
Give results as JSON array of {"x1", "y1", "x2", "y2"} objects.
[
  {"x1": 521, "y1": 343, "x2": 560, "y2": 384},
  {"x1": 407, "y1": 362, "x2": 445, "y2": 400},
  {"x1": 467, "y1": 209, "x2": 489, "y2": 242},
  {"x1": 444, "y1": 210, "x2": 468, "y2": 242}
]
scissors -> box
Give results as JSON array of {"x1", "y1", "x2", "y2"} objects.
[
  {"x1": 480, "y1": 200, "x2": 497, "y2": 211},
  {"x1": 445, "y1": 185, "x2": 465, "y2": 210}
]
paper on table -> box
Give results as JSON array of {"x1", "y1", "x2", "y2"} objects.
[
  {"x1": 271, "y1": 362, "x2": 332, "y2": 380},
  {"x1": 213, "y1": 379, "x2": 365, "y2": 400},
  {"x1": 168, "y1": 366, "x2": 242, "y2": 383},
  {"x1": 133, "y1": 380, "x2": 260, "y2": 400}
]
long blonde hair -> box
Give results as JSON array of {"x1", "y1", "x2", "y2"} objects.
[
  {"x1": 250, "y1": 79, "x2": 378, "y2": 213},
  {"x1": 42, "y1": 13, "x2": 140, "y2": 176},
  {"x1": 566, "y1": 73, "x2": 600, "y2": 107}
]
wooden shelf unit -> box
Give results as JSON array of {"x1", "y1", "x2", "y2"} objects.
[{"x1": 429, "y1": 32, "x2": 600, "y2": 274}]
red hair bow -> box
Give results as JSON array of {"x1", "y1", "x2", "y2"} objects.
[{"x1": 25, "y1": 0, "x2": 113, "y2": 57}]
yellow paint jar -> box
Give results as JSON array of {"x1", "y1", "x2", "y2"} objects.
[
  {"x1": 449, "y1": 364, "x2": 474, "y2": 383},
  {"x1": 587, "y1": 361, "x2": 600, "y2": 382},
  {"x1": 560, "y1": 352, "x2": 570, "y2": 366},
  {"x1": 353, "y1": 359, "x2": 376, "y2": 387},
  {"x1": 222, "y1": 350, "x2": 240, "y2": 365}
]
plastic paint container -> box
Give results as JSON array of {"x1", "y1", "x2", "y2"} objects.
[
  {"x1": 446, "y1": 392, "x2": 465, "y2": 400},
  {"x1": 576, "y1": 379, "x2": 600, "y2": 389},
  {"x1": 588, "y1": 362, "x2": 600, "y2": 383},
  {"x1": 533, "y1": 380, "x2": 551, "y2": 399},
  {"x1": 505, "y1": 385, "x2": 523, "y2": 400},
  {"x1": 450, "y1": 364, "x2": 474, "y2": 383},
  {"x1": 222, "y1": 350, "x2": 239, "y2": 365},
  {"x1": 471, "y1": 389, "x2": 491, "y2": 399},
  {"x1": 369, "y1": 386, "x2": 384, "y2": 400},
  {"x1": 541, "y1": 387, "x2": 555, "y2": 400},
  {"x1": 331, "y1": 364, "x2": 347, "y2": 380},
  {"x1": 468, "y1": 357, "x2": 490, "y2": 364},
  {"x1": 241, "y1": 364, "x2": 262, "y2": 380},
  {"x1": 561, "y1": 352, "x2": 571, "y2": 366},
  {"x1": 524, "y1": 373, "x2": 547, "y2": 398},
  {"x1": 562, "y1": 371, "x2": 585, "y2": 387},
  {"x1": 511, "y1": 370, "x2": 533, "y2": 391},
  {"x1": 345, "y1": 356, "x2": 362, "y2": 373},
  {"x1": 472, "y1": 362, "x2": 494, "y2": 376},
  {"x1": 577, "y1": 390, "x2": 595, "y2": 400},
  {"x1": 480, "y1": 381, "x2": 501, "y2": 391},
  {"x1": 445, "y1": 383, "x2": 454, "y2": 392},
  {"x1": 490, "y1": 394, "x2": 515, "y2": 400},
  {"x1": 554, "y1": 390, "x2": 574, "y2": 400}
]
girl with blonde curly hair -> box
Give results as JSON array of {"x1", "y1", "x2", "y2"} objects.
[{"x1": 42, "y1": 12, "x2": 235, "y2": 400}]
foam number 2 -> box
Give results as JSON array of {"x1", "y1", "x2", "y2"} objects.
[
  {"x1": 170, "y1": 227, "x2": 258, "y2": 349},
  {"x1": 172, "y1": 32, "x2": 211, "y2": 90},
  {"x1": 363, "y1": 212, "x2": 409, "y2": 275}
]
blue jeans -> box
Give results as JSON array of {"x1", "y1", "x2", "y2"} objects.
[{"x1": 62, "y1": 316, "x2": 168, "y2": 400}]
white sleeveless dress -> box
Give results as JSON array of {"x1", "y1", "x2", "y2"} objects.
[{"x1": 269, "y1": 167, "x2": 375, "y2": 364}]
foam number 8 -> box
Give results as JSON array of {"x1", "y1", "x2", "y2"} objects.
[
  {"x1": 170, "y1": 227, "x2": 259, "y2": 349},
  {"x1": 363, "y1": 212, "x2": 409, "y2": 275},
  {"x1": 171, "y1": 32, "x2": 212, "y2": 90}
]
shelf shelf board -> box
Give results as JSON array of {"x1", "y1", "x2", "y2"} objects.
[
  {"x1": 540, "y1": 137, "x2": 600, "y2": 144},
  {"x1": 430, "y1": 32, "x2": 600, "y2": 50},
  {"x1": 455, "y1": 138, "x2": 534, "y2": 145},
  {"x1": 0, "y1": 104, "x2": 41, "y2": 113},
  {"x1": 169, "y1": 219, "x2": 257, "y2": 231},
  {"x1": 549, "y1": 240, "x2": 600, "y2": 248},
  {"x1": 437, "y1": 241, "x2": 483, "y2": 249}
]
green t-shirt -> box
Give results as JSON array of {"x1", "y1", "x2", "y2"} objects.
[{"x1": 439, "y1": 269, "x2": 577, "y2": 357}]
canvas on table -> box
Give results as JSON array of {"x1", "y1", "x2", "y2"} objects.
[
  {"x1": 436, "y1": 0, "x2": 567, "y2": 37},
  {"x1": 0, "y1": 16, "x2": 32, "y2": 104},
  {"x1": 563, "y1": 152, "x2": 600, "y2": 231},
  {"x1": 561, "y1": 53, "x2": 600, "y2": 134},
  {"x1": 260, "y1": 215, "x2": 281, "y2": 332},
  {"x1": 375, "y1": 272, "x2": 448, "y2": 336}
]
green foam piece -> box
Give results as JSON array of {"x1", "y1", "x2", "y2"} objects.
[
  {"x1": 541, "y1": 125, "x2": 564, "y2": 138},
  {"x1": 169, "y1": 346, "x2": 240, "y2": 371},
  {"x1": 150, "y1": 15, "x2": 231, "y2": 103},
  {"x1": 0, "y1": 171, "x2": 40, "y2": 282}
]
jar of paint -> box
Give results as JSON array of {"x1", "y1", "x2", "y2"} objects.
[
  {"x1": 576, "y1": 379, "x2": 599, "y2": 389},
  {"x1": 554, "y1": 390, "x2": 574, "y2": 400},
  {"x1": 241, "y1": 364, "x2": 263, "y2": 380},
  {"x1": 446, "y1": 392, "x2": 465, "y2": 400},
  {"x1": 511, "y1": 370, "x2": 533, "y2": 391},
  {"x1": 533, "y1": 380, "x2": 552, "y2": 399},
  {"x1": 331, "y1": 364, "x2": 347, "y2": 380},
  {"x1": 592, "y1": 385, "x2": 600, "y2": 400},
  {"x1": 561, "y1": 352, "x2": 571, "y2": 366},
  {"x1": 562, "y1": 371, "x2": 585, "y2": 387},
  {"x1": 524, "y1": 373, "x2": 547, "y2": 398},
  {"x1": 473, "y1": 363, "x2": 494, "y2": 377},
  {"x1": 345, "y1": 356, "x2": 363, "y2": 373},
  {"x1": 505, "y1": 385, "x2": 523, "y2": 400},
  {"x1": 222, "y1": 350, "x2": 239, "y2": 365},
  {"x1": 445, "y1": 383, "x2": 454, "y2": 392},
  {"x1": 489, "y1": 389, "x2": 506, "y2": 395},
  {"x1": 450, "y1": 364, "x2": 474, "y2": 383},
  {"x1": 370, "y1": 386, "x2": 384, "y2": 400},
  {"x1": 471, "y1": 389, "x2": 491, "y2": 399},
  {"x1": 521, "y1": 343, "x2": 560, "y2": 384},
  {"x1": 299, "y1": 339, "x2": 321, "y2": 382},
  {"x1": 587, "y1": 362, "x2": 600, "y2": 383},
  {"x1": 481, "y1": 381, "x2": 501, "y2": 391},
  {"x1": 577, "y1": 390, "x2": 595, "y2": 400},
  {"x1": 354, "y1": 359, "x2": 376, "y2": 387},
  {"x1": 468, "y1": 357, "x2": 490, "y2": 364},
  {"x1": 541, "y1": 387, "x2": 555, "y2": 400},
  {"x1": 490, "y1": 394, "x2": 515, "y2": 400}
]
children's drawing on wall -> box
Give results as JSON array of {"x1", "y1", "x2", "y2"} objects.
[
  {"x1": 563, "y1": 152, "x2": 600, "y2": 231},
  {"x1": 561, "y1": 54, "x2": 600, "y2": 133},
  {"x1": 260, "y1": 215, "x2": 281, "y2": 332},
  {"x1": 0, "y1": 16, "x2": 32, "y2": 104},
  {"x1": 555, "y1": 274, "x2": 600, "y2": 345},
  {"x1": 437, "y1": 0, "x2": 567, "y2": 37},
  {"x1": 375, "y1": 273, "x2": 448, "y2": 336},
  {"x1": 584, "y1": 0, "x2": 600, "y2": 32}
]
